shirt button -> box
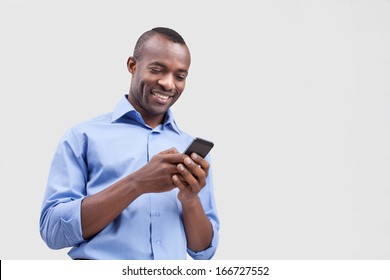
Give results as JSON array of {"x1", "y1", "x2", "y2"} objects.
[
  {"x1": 155, "y1": 211, "x2": 160, "y2": 217},
  {"x1": 156, "y1": 240, "x2": 161, "y2": 245}
]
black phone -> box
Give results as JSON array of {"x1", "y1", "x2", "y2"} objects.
[{"x1": 184, "y1": 137, "x2": 214, "y2": 158}]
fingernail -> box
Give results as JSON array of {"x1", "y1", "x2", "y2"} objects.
[
  {"x1": 178, "y1": 164, "x2": 184, "y2": 171},
  {"x1": 184, "y1": 157, "x2": 192, "y2": 165}
]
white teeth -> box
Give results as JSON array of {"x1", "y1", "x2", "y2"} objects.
[{"x1": 153, "y1": 92, "x2": 169, "y2": 100}]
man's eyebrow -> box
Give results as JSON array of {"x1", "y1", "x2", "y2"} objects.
[
  {"x1": 149, "y1": 61, "x2": 166, "y2": 68},
  {"x1": 177, "y1": 69, "x2": 188, "y2": 74}
]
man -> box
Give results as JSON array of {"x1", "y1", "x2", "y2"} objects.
[{"x1": 39, "y1": 27, "x2": 219, "y2": 260}]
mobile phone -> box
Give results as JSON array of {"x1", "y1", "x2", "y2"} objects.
[{"x1": 184, "y1": 137, "x2": 214, "y2": 158}]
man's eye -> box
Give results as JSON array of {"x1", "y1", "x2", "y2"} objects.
[
  {"x1": 150, "y1": 68, "x2": 163, "y2": 73},
  {"x1": 176, "y1": 75, "x2": 186, "y2": 81}
]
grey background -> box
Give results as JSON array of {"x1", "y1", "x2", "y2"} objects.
[{"x1": 1, "y1": 0, "x2": 389, "y2": 260}]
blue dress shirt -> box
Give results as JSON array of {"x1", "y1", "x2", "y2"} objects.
[{"x1": 39, "y1": 95, "x2": 220, "y2": 260}]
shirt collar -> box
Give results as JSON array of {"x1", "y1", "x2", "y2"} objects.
[{"x1": 110, "y1": 95, "x2": 182, "y2": 135}]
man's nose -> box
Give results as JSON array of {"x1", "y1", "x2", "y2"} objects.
[{"x1": 158, "y1": 74, "x2": 175, "y2": 91}]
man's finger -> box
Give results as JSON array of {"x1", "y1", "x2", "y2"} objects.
[{"x1": 159, "y1": 147, "x2": 179, "y2": 155}]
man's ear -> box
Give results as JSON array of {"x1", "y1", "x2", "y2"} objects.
[{"x1": 127, "y1": 57, "x2": 137, "y2": 74}]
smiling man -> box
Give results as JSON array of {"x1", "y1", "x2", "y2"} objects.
[{"x1": 39, "y1": 27, "x2": 220, "y2": 260}]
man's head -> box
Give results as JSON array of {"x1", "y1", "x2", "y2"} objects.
[
  {"x1": 133, "y1": 27, "x2": 186, "y2": 61},
  {"x1": 127, "y1": 27, "x2": 191, "y2": 127}
]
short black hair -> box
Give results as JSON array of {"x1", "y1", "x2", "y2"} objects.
[{"x1": 133, "y1": 27, "x2": 186, "y2": 60}]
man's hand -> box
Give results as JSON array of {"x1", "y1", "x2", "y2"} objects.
[
  {"x1": 172, "y1": 152, "x2": 210, "y2": 205},
  {"x1": 133, "y1": 147, "x2": 185, "y2": 194}
]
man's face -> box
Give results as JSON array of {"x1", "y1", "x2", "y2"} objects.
[{"x1": 128, "y1": 34, "x2": 191, "y2": 122}]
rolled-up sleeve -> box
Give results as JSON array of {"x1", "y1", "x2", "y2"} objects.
[
  {"x1": 187, "y1": 218, "x2": 220, "y2": 260},
  {"x1": 39, "y1": 128, "x2": 87, "y2": 249}
]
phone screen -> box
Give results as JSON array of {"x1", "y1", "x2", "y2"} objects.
[{"x1": 184, "y1": 137, "x2": 214, "y2": 158}]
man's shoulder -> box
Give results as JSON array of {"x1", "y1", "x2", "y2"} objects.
[
  {"x1": 170, "y1": 121, "x2": 193, "y2": 140},
  {"x1": 71, "y1": 112, "x2": 112, "y2": 130},
  {"x1": 62, "y1": 112, "x2": 112, "y2": 141},
  {"x1": 178, "y1": 129, "x2": 193, "y2": 139}
]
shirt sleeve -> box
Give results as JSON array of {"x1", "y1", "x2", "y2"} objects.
[
  {"x1": 39, "y1": 128, "x2": 87, "y2": 249},
  {"x1": 187, "y1": 159, "x2": 220, "y2": 260}
]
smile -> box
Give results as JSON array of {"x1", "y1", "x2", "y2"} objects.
[{"x1": 152, "y1": 91, "x2": 172, "y2": 101}]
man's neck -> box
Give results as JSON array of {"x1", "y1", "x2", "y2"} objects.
[
  {"x1": 126, "y1": 95, "x2": 165, "y2": 129},
  {"x1": 142, "y1": 114, "x2": 165, "y2": 129}
]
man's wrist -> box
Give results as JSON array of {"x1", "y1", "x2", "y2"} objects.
[{"x1": 179, "y1": 194, "x2": 200, "y2": 209}]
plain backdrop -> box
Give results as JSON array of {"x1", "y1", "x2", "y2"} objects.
[{"x1": 1, "y1": 0, "x2": 389, "y2": 260}]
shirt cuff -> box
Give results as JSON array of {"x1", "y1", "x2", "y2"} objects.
[
  {"x1": 187, "y1": 219, "x2": 219, "y2": 260},
  {"x1": 42, "y1": 198, "x2": 84, "y2": 249}
]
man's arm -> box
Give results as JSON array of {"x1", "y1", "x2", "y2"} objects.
[
  {"x1": 40, "y1": 132, "x2": 186, "y2": 248},
  {"x1": 172, "y1": 153, "x2": 214, "y2": 252}
]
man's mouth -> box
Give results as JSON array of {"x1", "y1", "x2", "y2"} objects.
[
  {"x1": 152, "y1": 92, "x2": 170, "y2": 100},
  {"x1": 151, "y1": 91, "x2": 173, "y2": 103}
]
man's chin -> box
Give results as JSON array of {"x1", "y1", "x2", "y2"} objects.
[{"x1": 147, "y1": 106, "x2": 170, "y2": 116}]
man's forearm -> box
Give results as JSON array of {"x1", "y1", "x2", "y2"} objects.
[
  {"x1": 81, "y1": 175, "x2": 142, "y2": 239},
  {"x1": 181, "y1": 197, "x2": 213, "y2": 252}
]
